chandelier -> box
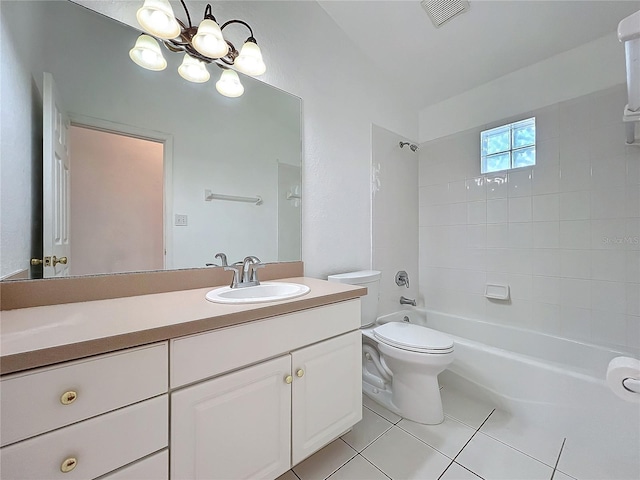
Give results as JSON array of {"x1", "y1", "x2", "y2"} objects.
[{"x1": 129, "y1": 0, "x2": 266, "y2": 98}]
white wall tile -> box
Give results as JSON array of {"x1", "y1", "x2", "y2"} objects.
[
  {"x1": 560, "y1": 220, "x2": 591, "y2": 249},
  {"x1": 508, "y1": 223, "x2": 533, "y2": 249},
  {"x1": 507, "y1": 249, "x2": 533, "y2": 275},
  {"x1": 590, "y1": 187, "x2": 625, "y2": 220},
  {"x1": 486, "y1": 174, "x2": 508, "y2": 199},
  {"x1": 533, "y1": 221, "x2": 560, "y2": 249},
  {"x1": 508, "y1": 169, "x2": 532, "y2": 198},
  {"x1": 532, "y1": 164, "x2": 560, "y2": 195},
  {"x1": 447, "y1": 180, "x2": 466, "y2": 204},
  {"x1": 533, "y1": 276, "x2": 561, "y2": 305},
  {"x1": 532, "y1": 194, "x2": 559, "y2": 222},
  {"x1": 559, "y1": 191, "x2": 590, "y2": 220},
  {"x1": 531, "y1": 302, "x2": 562, "y2": 334},
  {"x1": 487, "y1": 224, "x2": 509, "y2": 249},
  {"x1": 485, "y1": 248, "x2": 510, "y2": 273},
  {"x1": 560, "y1": 249, "x2": 591, "y2": 279},
  {"x1": 508, "y1": 197, "x2": 532, "y2": 223},
  {"x1": 626, "y1": 154, "x2": 640, "y2": 185},
  {"x1": 449, "y1": 203, "x2": 468, "y2": 225},
  {"x1": 591, "y1": 250, "x2": 627, "y2": 282},
  {"x1": 626, "y1": 188, "x2": 640, "y2": 218},
  {"x1": 560, "y1": 278, "x2": 591, "y2": 309},
  {"x1": 560, "y1": 160, "x2": 591, "y2": 192},
  {"x1": 591, "y1": 280, "x2": 627, "y2": 314},
  {"x1": 535, "y1": 136, "x2": 560, "y2": 166},
  {"x1": 467, "y1": 225, "x2": 486, "y2": 249},
  {"x1": 532, "y1": 249, "x2": 561, "y2": 277},
  {"x1": 487, "y1": 199, "x2": 508, "y2": 224},
  {"x1": 421, "y1": 184, "x2": 449, "y2": 206},
  {"x1": 626, "y1": 315, "x2": 640, "y2": 350},
  {"x1": 508, "y1": 274, "x2": 532, "y2": 300},
  {"x1": 591, "y1": 154, "x2": 627, "y2": 189},
  {"x1": 466, "y1": 177, "x2": 486, "y2": 202},
  {"x1": 467, "y1": 201, "x2": 487, "y2": 224}
]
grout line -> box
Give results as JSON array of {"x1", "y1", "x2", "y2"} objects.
[
  {"x1": 363, "y1": 403, "x2": 401, "y2": 425},
  {"x1": 450, "y1": 409, "x2": 495, "y2": 464},
  {"x1": 437, "y1": 459, "x2": 456, "y2": 480},
  {"x1": 549, "y1": 438, "x2": 567, "y2": 480},
  {"x1": 359, "y1": 453, "x2": 393, "y2": 480}
]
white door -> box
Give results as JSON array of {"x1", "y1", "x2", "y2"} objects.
[
  {"x1": 291, "y1": 331, "x2": 362, "y2": 465},
  {"x1": 42, "y1": 72, "x2": 70, "y2": 277},
  {"x1": 171, "y1": 355, "x2": 292, "y2": 480}
]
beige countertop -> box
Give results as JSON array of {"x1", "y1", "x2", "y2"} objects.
[{"x1": 0, "y1": 277, "x2": 366, "y2": 375}]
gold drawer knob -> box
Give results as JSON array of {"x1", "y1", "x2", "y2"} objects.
[
  {"x1": 60, "y1": 391, "x2": 78, "y2": 405},
  {"x1": 296, "y1": 369, "x2": 305, "y2": 378},
  {"x1": 60, "y1": 457, "x2": 77, "y2": 473},
  {"x1": 284, "y1": 375, "x2": 293, "y2": 384}
]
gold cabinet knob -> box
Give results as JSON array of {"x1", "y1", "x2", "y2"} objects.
[
  {"x1": 60, "y1": 457, "x2": 77, "y2": 473},
  {"x1": 30, "y1": 258, "x2": 43, "y2": 266},
  {"x1": 296, "y1": 369, "x2": 305, "y2": 378},
  {"x1": 284, "y1": 375, "x2": 293, "y2": 384},
  {"x1": 52, "y1": 256, "x2": 68, "y2": 266},
  {"x1": 60, "y1": 391, "x2": 78, "y2": 405}
]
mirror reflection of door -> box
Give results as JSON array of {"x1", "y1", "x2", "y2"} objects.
[
  {"x1": 42, "y1": 72, "x2": 70, "y2": 278},
  {"x1": 68, "y1": 126, "x2": 165, "y2": 276}
]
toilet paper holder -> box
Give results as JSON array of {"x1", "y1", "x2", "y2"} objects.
[{"x1": 623, "y1": 377, "x2": 640, "y2": 394}]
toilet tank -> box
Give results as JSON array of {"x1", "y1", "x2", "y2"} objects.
[{"x1": 327, "y1": 270, "x2": 381, "y2": 328}]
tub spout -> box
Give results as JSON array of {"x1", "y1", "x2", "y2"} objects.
[{"x1": 400, "y1": 296, "x2": 416, "y2": 306}]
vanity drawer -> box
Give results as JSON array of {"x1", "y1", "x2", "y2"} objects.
[
  {"x1": 0, "y1": 395, "x2": 168, "y2": 480},
  {"x1": 0, "y1": 342, "x2": 168, "y2": 447},
  {"x1": 98, "y1": 450, "x2": 168, "y2": 480},
  {"x1": 171, "y1": 299, "x2": 360, "y2": 388}
]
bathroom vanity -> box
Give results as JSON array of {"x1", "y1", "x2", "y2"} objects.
[{"x1": 0, "y1": 277, "x2": 366, "y2": 479}]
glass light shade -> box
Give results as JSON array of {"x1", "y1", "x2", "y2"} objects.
[
  {"x1": 178, "y1": 54, "x2": 210, "y2": 83},
  {"x1": 216, "y1": 69, "x2": 244, "y2": 98},
  {"x1": 192, "y1": 19, "x2": 229, "y2": 58},
  {"x1": 234, "y1": 41, "x2": 266, "y2": 76},
  {"x1": 129, "y1": 34, "x2": 167, "y2": 71},
  {"x1": 136, "y1": 0, "x2": 180, "y2": 39}
]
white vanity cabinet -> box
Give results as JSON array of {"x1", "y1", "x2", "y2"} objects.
[
  {"x1": 170, "y1": 300, "x2": 362, "y2": 480},
  {"x1": 0, "y1": 343, "x2": 169, "y2": 480}
]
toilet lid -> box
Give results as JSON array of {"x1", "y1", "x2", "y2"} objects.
[{"x1": 373, "y1": 322, "x2": 454, "y2": 353}]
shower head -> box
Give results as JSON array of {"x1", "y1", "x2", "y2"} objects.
[{"x1": 399, "y1": 141, "x2": 419, "y2": 152}]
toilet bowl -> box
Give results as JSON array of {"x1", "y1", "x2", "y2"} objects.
[{"x1": 328, "y1": 270, "x2": 454, "y2": 425}]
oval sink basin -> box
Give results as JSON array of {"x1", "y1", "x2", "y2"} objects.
[{"x1": 205, "y1": 282, "x2": 310, "y2": 304}]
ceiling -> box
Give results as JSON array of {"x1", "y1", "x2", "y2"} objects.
[{"x1": 317, "y1": 0, "x2": 639, "y2": 111}]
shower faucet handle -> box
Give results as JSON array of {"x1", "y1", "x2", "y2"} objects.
[{"x1": 395, "y1": 270, "x2": 410, "y2": 288}]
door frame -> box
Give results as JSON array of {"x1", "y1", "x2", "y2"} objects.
[{"x1": 68, "y1": 113, "x2": 174, "y2": 269}]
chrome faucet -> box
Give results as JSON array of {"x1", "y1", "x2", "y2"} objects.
[
  {"x1": 400, "y1": 296, "x2": 417, "y2": 306},
  {"x1": 225, "y1": 256, "x2": 264, "y2": 288}
]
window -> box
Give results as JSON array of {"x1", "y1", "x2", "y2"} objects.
[{"x1": 481, "y1": 117, "x2": 535, "y2": 174}]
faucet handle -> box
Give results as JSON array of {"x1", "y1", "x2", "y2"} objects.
[
  {"x1": 215, "y1": 253, "x2": 228, "y2": 267},
  {"x1": 395, "y1": 270, "x2": 410, "y2": 288},
  {"x1": 249, "y1": 263, "x2": 265, "y2": 283},
  {"x1": 223, "y1": 265, "x2": 242, "y2": 288}
]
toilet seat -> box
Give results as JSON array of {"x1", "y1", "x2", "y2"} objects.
[{"x1": 373, "y1": 322, "x2": 454, "y2": 354}]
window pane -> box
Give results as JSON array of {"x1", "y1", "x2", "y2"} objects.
[
  {"x1": 513, "y1": 146, "x2": 535, "y2": 168},
  {"x1": 513, "y1": 122, "x2": 535, "y2": 148},
  {"x1": 482, "y1": 126, "x2": 510, "y2": 156},
  {"x1": 482, "y1": 152, "x2": 511, "y2": 173}
]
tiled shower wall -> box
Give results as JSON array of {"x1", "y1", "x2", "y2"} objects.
[{"x1": 418, "y1": 85, "x2": 640, "y2": 353}]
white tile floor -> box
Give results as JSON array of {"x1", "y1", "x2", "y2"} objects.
[{"x1": 278, "y1": 386, "x2": 577, "y2": 480}]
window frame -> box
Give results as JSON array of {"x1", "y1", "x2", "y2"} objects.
[{"x1": 481, "y1": 117, "x2": 536, "y2": 174}]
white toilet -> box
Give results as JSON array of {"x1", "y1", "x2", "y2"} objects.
[{"x1": 328, "y1": 270, "x2": 454, "y2": 425}]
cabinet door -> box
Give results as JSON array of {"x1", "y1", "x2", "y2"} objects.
[
  {"x1": 291, "y1": 331, "x2": 362, "y2": 465},
  {"x1": 171, "y1": 355, "x2": 291, "y2": 480}
]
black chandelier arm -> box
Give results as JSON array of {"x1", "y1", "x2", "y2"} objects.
[
  {"x1": 179, "y1": 0, "x2": 193, "y2": 29},
  {"x1": 220, "y1": 19, "x2": 255, "y2": 41}
]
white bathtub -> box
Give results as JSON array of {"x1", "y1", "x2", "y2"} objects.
[{"x1": 377, "y1": 310, "x2": 640, "y2": 479}]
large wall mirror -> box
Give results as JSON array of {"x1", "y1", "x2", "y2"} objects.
[{"x1": 0, "y1": 0, "x2": 302, "y2": 281}]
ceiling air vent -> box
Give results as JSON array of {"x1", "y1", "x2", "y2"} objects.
[{"x1": 421, "y1": 0, "x2": 470, "y2": 28}]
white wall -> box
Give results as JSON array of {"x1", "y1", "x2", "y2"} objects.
[
  {"x1": 75, "y1": 0, "x2": 419, "y2": 279},
  {"x1": 0, "y1": 3, "x2": 45, "y2": 278},
  {"x1": 69, "y1": 127, "x2": 164, "y2": 275},
  {"x1": 419, "y1": 33, "x2": 627, "y2": 143},
  {"x1": 418, "y1": 84, "x2": 640, "y2": 354},
  {"x1": 372, "y1": 124, "x2": 419, "y2": 317}
]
